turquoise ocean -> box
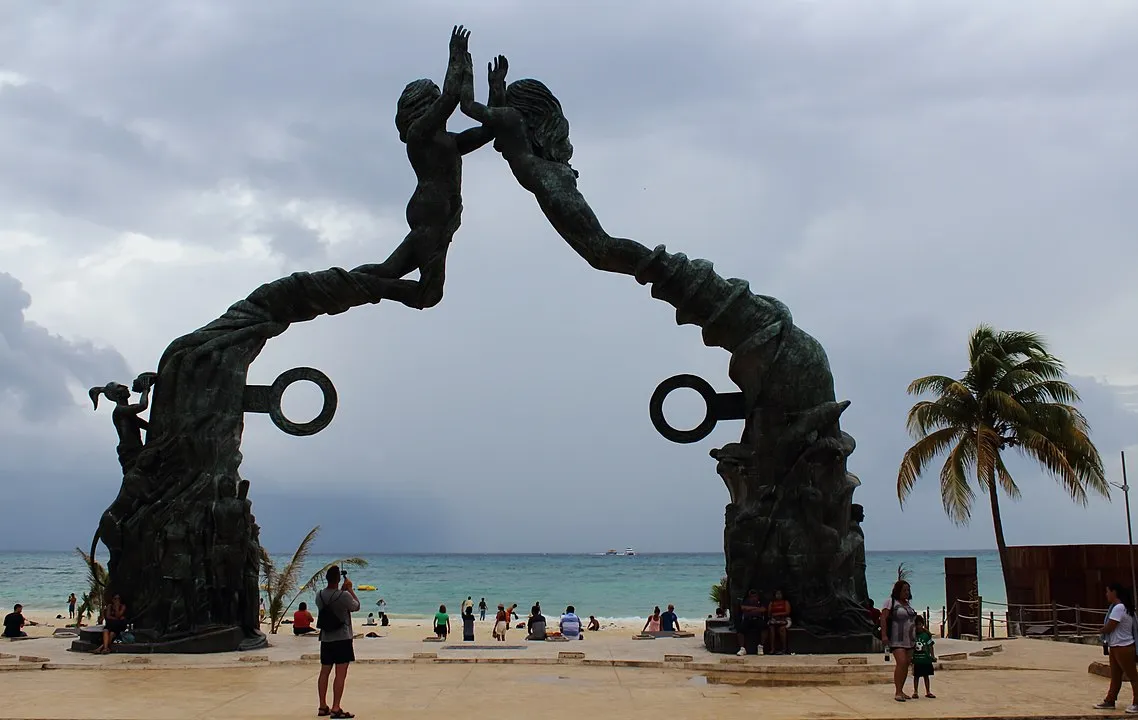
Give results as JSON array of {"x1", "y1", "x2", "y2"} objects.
[{"x1": 0, "y1": 550, "x2": 1003, "y2": 621}]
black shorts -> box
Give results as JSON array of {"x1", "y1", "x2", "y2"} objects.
[
  {"x1": 740, "y1": 618, "x2": 766, "y2": 635},
  {"x1": 320, "y1": 639, "x2": 355, "y2": 666},
  {"x1": 435, "y1": 625, "x2": 448, "y2": 636},
  {"x1": 105, "y1": 619, "x2": 128, "y2": 634},
  {"x1": 913, "y1": 662, "x2": 935, "y2": 678}
]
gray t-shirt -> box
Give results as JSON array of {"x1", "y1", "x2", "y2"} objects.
[
  {"x1": 315, "y1": 588, "x2": 360, "y2": 643},
  {"x1": 884, "y1": 598, "x2": 917, "y2": 649}
]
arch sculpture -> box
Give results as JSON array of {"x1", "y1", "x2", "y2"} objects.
[{"x1": 84, "y1": 27, "x2": 871, "y2": 653}]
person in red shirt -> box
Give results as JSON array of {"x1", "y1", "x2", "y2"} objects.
[
  {"x1": 767, "y1": 590, "x2": 792, "y2": 655},
  {"x1": 294, "y1": 602, "x2": 316, "y2": 635}
]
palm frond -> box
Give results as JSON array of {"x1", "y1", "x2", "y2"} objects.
[
  {"x1": 897, "y1": 563, "x2": 913, "y2": 583},
  {"x1": 939, "y1": 432, "x2": 977, "y2": 525},
  {"x1": 709, "y1": 577, "x2": 728, "y2": 607},
  {"x1": 994, "y1": 454, "x2": 1021, "y2": 501},
  {"x1": 898, "y1": 427, "x2": 965, "y2": 504},
  {"x1": 906, "y1": 398, "x2": 973, "y2": 438},
  {"x1": 299, "y1": 557, "x2": 369, "y2": 596}
]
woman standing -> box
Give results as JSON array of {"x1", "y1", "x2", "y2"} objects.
[
  {"x1": 493, "y1": 604, "x2": 509, "y2": 642},
  {"x1": 434, "y1": 605, "x2": 450, "y2": 641},
  {"x1": 1094, "y1": 583, "x2": 1138, "y2": 712},
  {"x1": 881, "y1": 580, "x2": 917, "y2": 702}
]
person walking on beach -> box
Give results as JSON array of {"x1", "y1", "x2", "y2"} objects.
[
  {"x1": 911, "y1": 615, "x2": 936, "y2": 699},
  {"x1": 315, "y1": 565, "x2": 360, "y2": 719},
  {"x1": 768, "y1": 590, "x2": 792, "y2": 655},
  {"x1": 462, "y1": 607, "x2": 476, "y2": 642},
  {"x1": 493, "y1": 603, "x2": 509, "y2": 641},
  {"x1": 478, "y1": 598, "x2": 487, "y2": 621},
  {"x1": 1094, "y1": 582, "x2": 1138, "y2": 713},
  {"x1": 67, "y1": 593, "x2": 77, "y2": 620},
  {"x1": 434, "y1": 605, "x2": 451, "y2": 640},
  {"x1": 881, "y1": 580, "x2": 917, "y2": 703}
]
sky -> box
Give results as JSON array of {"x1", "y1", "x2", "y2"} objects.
[{"x1": 1, "y1": 1, "x2": 1136, "y2": 554}]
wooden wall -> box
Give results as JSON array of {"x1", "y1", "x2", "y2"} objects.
[{"x1": 1004, "y1": 544, "x2": 1136, "y2": 610}]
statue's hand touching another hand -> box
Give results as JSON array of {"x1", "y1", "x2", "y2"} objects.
[
  {"x1": 450, "y1": 25, "x2": 470, "y2": 56},
  {"x1": 488, "y1": 55, "x2": 508, "y2": 86}
]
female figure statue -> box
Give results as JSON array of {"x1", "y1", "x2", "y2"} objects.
[{"x1": 89, "y1": 372, "x2": 157, "y2": 474}]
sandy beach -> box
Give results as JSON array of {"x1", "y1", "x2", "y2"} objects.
[{"x1": 0, "y1": 613, "x2": 1115, "y2": 719}]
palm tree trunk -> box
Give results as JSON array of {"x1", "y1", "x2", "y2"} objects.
[{"x1": 987, "y1": 479, "x2": 1014, "y2": 610}]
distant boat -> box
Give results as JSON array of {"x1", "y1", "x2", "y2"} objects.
[
  {"x1": 624, "y1": 547, "x2": 636, "y2": 556},
  {"x1": 604, "y1": 549, "x2": 619, "y2": 556}
]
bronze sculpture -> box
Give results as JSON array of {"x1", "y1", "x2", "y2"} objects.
[{"x1": 85, "y1": 26, "x2": 871, "y2": 653}]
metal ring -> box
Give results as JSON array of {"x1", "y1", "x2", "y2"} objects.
[
  {"x1": 267, "y1": 367, "x2": 338, "y2": 436},
  {"x1": 649, "y1": 374, "x2": 719, "y2": 444}
]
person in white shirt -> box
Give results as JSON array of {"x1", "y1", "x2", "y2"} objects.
[
  {"x1": 560, "y1": 605, "x2": 583, "y2": 640},
  {"x1": 1095, "y1": 583, "x2": 1138, "y2": 713}
]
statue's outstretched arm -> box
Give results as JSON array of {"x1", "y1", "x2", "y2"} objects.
[
  {"x1": 455, "y1": 55, "x2": 508, "y2": 154},
  {"x1": 407, "y1": 26, "x2": 467, "y2": 140}
]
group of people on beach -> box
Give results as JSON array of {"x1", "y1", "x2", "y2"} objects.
[{"x1": 430, "y1": 597, "x2": 602, "y2": 643}]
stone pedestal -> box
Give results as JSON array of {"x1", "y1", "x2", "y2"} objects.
[
  {"x1": 70, "y1": 625, "x2": 266, "y2": 654},
  {"x1": 703, "y1": 618, "x2": 880, "y2": 655}
]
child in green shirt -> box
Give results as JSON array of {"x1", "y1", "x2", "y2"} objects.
[{"x1": 911, "y1": 615, "x2": 936, "y2": 698}]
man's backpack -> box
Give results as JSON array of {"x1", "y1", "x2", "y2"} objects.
[{"x1": 316, "y1": 591, "x2": 345, "y2": 633}]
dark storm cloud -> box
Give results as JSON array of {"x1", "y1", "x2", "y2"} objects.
[
  {"x1": 0, "y1": 1, "x2": 1136, "y2": 552},
  {"x1": 0, "y1": 272, "x2": 129, "y2": 421}
]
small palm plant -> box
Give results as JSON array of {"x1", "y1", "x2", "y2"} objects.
[
  {"x1": 709, "y1": 576, "x2": 728, "y2": 608},
  {"x1": 260, "y1": 526, "x2": 367, "y2": 634},
  {"x1": 73, "y1": 547, "x2": 108, "y2": 627}
]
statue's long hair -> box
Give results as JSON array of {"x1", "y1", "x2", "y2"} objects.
[
  {"x1": 89, "y1": 383, "x2": 127, "y2": 409},
  {"x1": 505, "y1": 79, "x2": 575, "y2": 174},
  {"x1": 395, "y1": 79, "x2": 441, "y2": 142}
]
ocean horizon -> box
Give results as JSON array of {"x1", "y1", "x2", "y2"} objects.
[{"x1": 0, "y1": 549, "x2": 1005, "y2": 621}]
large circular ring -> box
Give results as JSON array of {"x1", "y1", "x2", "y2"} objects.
[
  {"x1": 649, "y1": 374, "x2": 718, "y2": 444},
  {"x1": 267, "y1": 367, "x2": 338, "y2": 436}
]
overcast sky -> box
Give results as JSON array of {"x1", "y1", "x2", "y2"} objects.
[{"x1": 1, "y1": 1, "x2": 1136, "y2": 554}]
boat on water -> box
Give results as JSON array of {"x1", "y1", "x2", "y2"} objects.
[
  {"x1": 623, "y1": 547, "x2": 636, "y2": 556},
  {"x1": 598, "y1": 548, "x2": 636, "y2": 556}
]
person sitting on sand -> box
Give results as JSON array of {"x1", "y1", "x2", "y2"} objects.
[
  {"x1": 587, "y1": 616, "x2": 600, "y2": 632},
  {"x1": 3, "y1": 604, "x2": 28, "y2": 638},
  {"x1": 364, "y1": 613, "x2": 377, "y2": 626},
  {"x1": 715, "y1": 607, "x2": 728, "y2": 619},
  {"x1": 643, "y1": 606, "x2": 662, "y2": 634},
  {"x1": 767, "y1": 590, "x2": 792, "y2": 655},
  {"x1": 560, "y1": 606, "x2": 583, "y2": 640},
  {"x1": 294, "y1": 602, "x2": 317, "y2": 635},
  {"x1": 526, "y1": 605, "x2": 547, "y2": 641},
  {"x1": 660, "y1": 604, "x2": 681, "y2": 633},
  {"x1": 95, "y1": 594, "x2": 127, "y2": 653}
]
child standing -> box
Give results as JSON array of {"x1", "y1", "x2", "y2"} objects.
[{"x1": 911, "y1": 615, "x2": 937, "y2": 699}]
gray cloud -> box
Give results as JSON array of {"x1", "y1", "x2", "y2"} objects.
[
  {"x1": 0, "y1": 1, "x2": 1137, "y2": 553},
  {"x1": 0, "y1": 272, "x2": 129, "y2": 421}
]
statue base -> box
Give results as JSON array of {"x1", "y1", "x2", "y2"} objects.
[
  {"x1": 703, "y1": 619, "x2": 880, "y2": 655},
  {"x1": 71, "y1": 625, "x2": 267, "y2": 654}
]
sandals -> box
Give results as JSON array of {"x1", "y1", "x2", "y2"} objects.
[
  {"x1": 926, "y1": 693, "x2": 936, "y2": 699},
  {"x1": 894, "y1": 696, "x2": 907, "y2": 702},
  {"x1": 330, "y1": 710, "x2": 354, "y2": 719},
  {"x1": 317, "y1": 708, "x2": 330, "y2": 717}
]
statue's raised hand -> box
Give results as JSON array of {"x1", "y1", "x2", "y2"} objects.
[
  {"x1": 450, "y1": 25, "x2": 470, "y2": 56},
  {"x1": 488, "y1": 55, "x2": 508, "y2": 86}
]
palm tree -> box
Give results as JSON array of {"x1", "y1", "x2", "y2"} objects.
[
  {"x1": 74, "y1": 547, "x2": 108, "y2": 627},
  {"x1": 897, "y1": 325, "x2": 1108, "y2": 599},
  {"x1": 259, "y1": 526, "x2": 368, "y2": 634}
]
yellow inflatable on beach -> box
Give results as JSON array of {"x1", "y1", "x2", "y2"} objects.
[{"x1": 356, "y1": 585, "x2": 376, "y2": 591}]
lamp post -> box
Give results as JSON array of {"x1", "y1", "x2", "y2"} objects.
[{"x1": 1114, "y1": 450, "x2": 1137, "y2": 596}]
